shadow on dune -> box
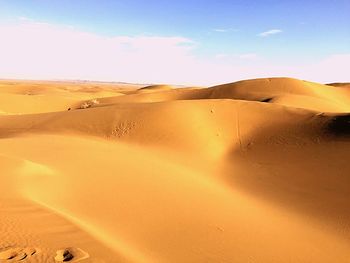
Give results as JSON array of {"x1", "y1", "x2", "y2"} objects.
[
  {"x1": 222, "y1": 113, "x2": 350, "y2": 237},
  {"x1": 259, "y1": 97, "x2": 274, "y2": 103},
  {"x1": 325, "y1": 113, "x2": 350, "y2": 137}
]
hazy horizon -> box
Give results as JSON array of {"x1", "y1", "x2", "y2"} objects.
[{"x1": 0, "y1": 0, "x2": 349, "y2": 85}]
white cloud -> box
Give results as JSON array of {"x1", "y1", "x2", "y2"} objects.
[
  {"x1": 0, "y1": 21, "x2": 348, "y2": 85},
  {"x1": 0, "y1": 22, "x2": 197, "y2": 84},
  {"x1": 258, "y1": 29, "x2": 283, "y2": 37},
  {"x1": 213, "y1": 28, "x2": 229, "y2": 32},
  {"x1": 17, "y1": 16, "x2": 32, "y2": 22},
  {"x1": 213, "y1": 28, "x2": 239, "y2": 33}
]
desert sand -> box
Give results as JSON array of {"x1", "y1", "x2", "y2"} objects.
[{"x1": 0, "y1": 77, "x2": 349, "y2": 262}]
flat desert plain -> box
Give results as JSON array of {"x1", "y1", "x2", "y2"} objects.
[{"x1": 0, "y1": 77, "x2": 349, "y2": 262}]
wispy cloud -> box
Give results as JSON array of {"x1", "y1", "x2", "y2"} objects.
[
  {"x1": 213, "y1": 28, "x2": 229, "y2": 32},
  {"x1": 258, "y1": 29, "x2": 283, "y2": 37},
  {"x1": 17, "y1": 16, "x2": 32, "y2": 21},
  {"x1": 0, "y1": 21, "x2": 197, "y2": 84},
  {"x1": 213, "y1": 28, "x2": 239, "y2": 33}
]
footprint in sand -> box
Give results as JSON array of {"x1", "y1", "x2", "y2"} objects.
[
  {"x1": 0, "y1": 247, "x2": 39, "y2": 261},
  {"x1": 54, "y1": 247, "x2": 89, "y2": 262}
]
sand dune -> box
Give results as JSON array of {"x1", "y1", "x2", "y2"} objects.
[
  {"x1": 0, "y1": 78, "x2": 349, "y2": 262},
  {"x1": 328, "y1": 82, "x2": 350, "y2": 88},
  {"x1": 136, "y1": 85, "x2": 175, "y2": 93},
  {"x1": 78, "y1": 78, "x2": 350, "y2": 113},
  {"x1": 0, "y1": 80, "x2": 142, "y2": 114}
]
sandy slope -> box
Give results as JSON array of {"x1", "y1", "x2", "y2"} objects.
[{"x1": 0, "y1": 78, "x2": 349, "y2": 262}]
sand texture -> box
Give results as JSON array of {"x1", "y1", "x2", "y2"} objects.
[{"x1": 0, "y1": 77, "x2": 349, "y2": 262}]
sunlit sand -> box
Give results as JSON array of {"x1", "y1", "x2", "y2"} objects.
[{"x1": 0, "y1": 78, "x2": 349, "y2": 262}]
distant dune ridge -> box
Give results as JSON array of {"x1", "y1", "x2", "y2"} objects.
[{"x1": 0, "y1": 77, "x2": 349, "y2": 262}]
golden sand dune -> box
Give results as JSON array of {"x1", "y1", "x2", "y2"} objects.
[
  {"x1": 136, "y1": 84, "x2": 175, "y2": 93},
  {"x1": 0, "y1": 80, "x2": 142, "y2": 114},
  {"x1": 327, "y1": 82, "x2": 350, "y2": 88},
  {"x1": 0, "y1": 78, "x2": 349, "y2": 262},
  {"x1": 80, "y1": 78, "x2": 350, "y2": 112}
]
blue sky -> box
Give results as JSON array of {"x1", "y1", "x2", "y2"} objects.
[{"x1": 0, "y1": 0, "x2": 349, "y2": 84}]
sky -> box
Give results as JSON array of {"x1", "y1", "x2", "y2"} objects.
[{"x1": 0, "y1": 0, "x2": 349, "y2": 85}]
